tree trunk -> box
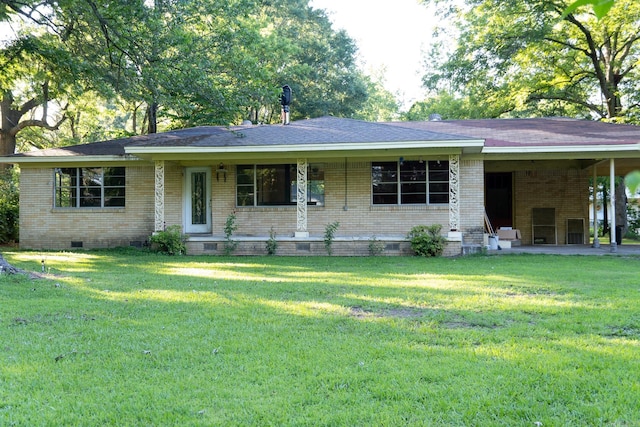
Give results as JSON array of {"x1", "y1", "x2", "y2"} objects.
[
  {"x1": 615, "y1": 178, "x2": 628, "y2": 237},
  {"x1": 147, "y1": 102, "x2": 158, "y2": 134},
  {"x1": 1, "y1": 91, "x2": 19, "y2": 158}
]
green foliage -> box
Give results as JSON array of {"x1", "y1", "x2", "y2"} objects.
[
  {"x1": 1, "y1": 0, "x2": 371, "y2": 154},
  {"x1": 149, "y1": 225, "x2": 186, "y2": 255},
  {"x1": 266, "y1": 227, "x2": 278, "y2": 255},
  {"x1": 0, "y1": 168, "x2": 19, "y2": 243},
  {"x1": 323, "y1": 221, "x2": 340, "y2": 255},
  {"x1": 563, "y1": 0, "x2": 615, "y2": 19},
  {"x1": 407, "y1": 224, "x2": 446, "y2": 257},
  {"x1": 223, "y1": 213, "x2": 238, "y2": 255},
  {"x1": 368, "y1": 236, "x2": 385, "y2": 256},
  {"x1": 354, "y1": 71, "x2": 400, "y2": 121},
  {"x1": 625, "y1": 171, "x2": 640, "y2": 195},
  {"x1": 422, "y1": 0, "x2": 640, "y2": 122}
]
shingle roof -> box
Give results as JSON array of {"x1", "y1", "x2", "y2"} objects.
[
  {"x1": 4, "y1": 117, "x2": 474, "y2": 160},
  {"x1": 127, "y1": 116, "x2": 471, "y2": 148},
  {"x1": 3, "y1": 116, "x2": 640, "y2": 163},
  {"x1": 387, "y1": 117, "x2": 640, "y2": 147}
]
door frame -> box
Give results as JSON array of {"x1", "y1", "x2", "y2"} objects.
[{"x1": 183, "y1": 167, "x2": 212, "y2": 234}]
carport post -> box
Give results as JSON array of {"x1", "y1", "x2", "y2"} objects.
[
  {"x1": 610, "y1": 158, "x2": 617, "y2": 253},
  {"x1": 592, "y1": 165, "x2": 600, "y2": 248}
]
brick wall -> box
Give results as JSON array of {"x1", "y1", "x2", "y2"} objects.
[
  {"x1": 208, "y1": 160, "x2": 478, "y2": 241},
  {"x1": 18, "y1": 158, "x2": 485, "y2": 254},
  {"x1": 513, "y1": 168, "x2": 589, "y2": 245},
  {"x1": 19, "y1": 166, "x2": 155, "y2": 249}
]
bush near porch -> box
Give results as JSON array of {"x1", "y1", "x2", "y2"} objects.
[{"x1": 1, "y1": 251, "x2": 638, "y2": 425}]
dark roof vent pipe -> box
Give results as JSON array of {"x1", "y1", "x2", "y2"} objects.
[{"x1": 280, "y1": 85, "x2": 292, "y2": 125}]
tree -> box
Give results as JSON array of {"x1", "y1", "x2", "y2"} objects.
[
  {"x1": 420, "y1": 0, "x2": 640, "y2": 122},
  {"x1": 354, "y1": 70, "x2": 400, "y2": 122}
]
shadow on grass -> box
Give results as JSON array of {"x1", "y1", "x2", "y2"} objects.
[{"x1": 2, "y1": 250, "x2": 640, "y2": 424}]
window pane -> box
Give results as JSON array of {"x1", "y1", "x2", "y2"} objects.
[
  {"x1": 79, "y1": 186, "x2": 101, "y2": 207},
  {"x1": 429, "y1": 193, "x2": 449, "y2": 204},
  {"x1": 236, "y1": 166, "x2": 254, "y2": 185},
  {"x1": 372, "y1": 162, "x2": 398, "y2": 205},
  {"x1": 402, "y1": 193, "x2": 427, "y2": 204},
  {"x1": 104, "y1": 197, "x2": 125, "y2": 207},
  {"x1": 308, "y1": 180, "x2": 324, "y2": 206},
  {"x1": 401, "y1": 182, "x2": 426, "y2": 194},
  {"x1": 55, "y1": 167, "x2": 125, "y2": 208},
  {"x1": 429, "y1": 183, "x2": 449, "y2": 193},
  {"x1": 191, "y1": 172, "x2": 207, "y2": 225},
  {"x1": 372, "y1": 162, "x2": 397, "y2": 184},
  {"x1": 237, "y1": 187, "x2": 254, "y2": 206},
  {"x1": 373, "y1": 194, "x2": 397, "y2": 204},
  {"x1": 400, "y1": 161, "x2": 426, "y2": 181},
  {"x1": 81, "y1": 168, "x2": 102, "y2": 187},
  {"x1": 55, "y1": 188, "x2": 74, "y2": 207},
  {"x1": 256, "y1": 164, "x2": 293, "y2": 205}
]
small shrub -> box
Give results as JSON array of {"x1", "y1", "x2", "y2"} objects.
[
  {"x1": 224, "y1": 213, "x2": 238, "y2": 255},
  {"x1": 266, "y1": 227, "x2": 278, "y2": 255},
  {"x1": 0, "y1": 168, "x2": 19, "y2": 244},
  {"x1": 324, "y1": 221, "x2": 340, "y2": 255},
  {"x1": 407, "y1": 224, "x2": 446, "y2": 257},
  {"x1": 150, "y1": 225, "x2": 186, "y2": 255},
  {"x1": 368, "y1": 236, "x2": 385, "y2": 256}
]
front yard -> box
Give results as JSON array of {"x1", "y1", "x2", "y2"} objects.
[{"x1": 1, "y1": 251, "x2": 639, "y2": 425}]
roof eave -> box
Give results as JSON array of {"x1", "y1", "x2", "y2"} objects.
[
  {"x1": 124, "y1": 139, "x2": 485, "y2": 157},
  {"x1": 0, "y1": 155, "x2": 142, "y2": 165},
  {"x1": 482, "y1": 143, "x2": 640, "y2": 159}
]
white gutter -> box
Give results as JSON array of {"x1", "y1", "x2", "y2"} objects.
[
  {"x1": 125, "y1": 139, "x2": 485, "y2": 155},
  {"x1": 483, "y1": 143, "x2": 640, "y2": 154},
  {"x1": 0, "y1": 155, "x2": 142, "y2": 164}
]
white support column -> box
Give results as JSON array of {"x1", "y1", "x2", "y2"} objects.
[
  {"x1": 154, "y1": 160, "x2": 165, "y2": 232},
  {"x1": 592, "y1": 165, "x2": 600, "y2": 248},
  {"x1": 610, "y1": 158, "x2": 617, "y2": 252},
  {"x1": 295, "y1": 158, "x2": 309, "y2": 237},
  {"x1": 448, "y1": 154, "x2": 462, "y2": 241}
]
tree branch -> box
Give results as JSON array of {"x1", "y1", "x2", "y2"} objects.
[{"x1": 10, "y1": 109, "x2": 68, "y2": 137}]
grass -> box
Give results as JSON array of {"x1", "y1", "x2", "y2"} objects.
[{"x1": 1, "y1": 250, "x2": 639, "y2": 426}]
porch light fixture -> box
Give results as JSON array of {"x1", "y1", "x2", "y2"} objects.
[{"x1": 216, "y1": 163, "x2": 227, "y2": 182}]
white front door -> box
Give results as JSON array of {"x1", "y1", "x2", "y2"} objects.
[{"x1": 184, "y1": 167, "x2": 212, "y2": 234}]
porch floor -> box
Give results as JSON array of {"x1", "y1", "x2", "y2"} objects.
[{"x1": 490, "y1": 243, "x2": 640, "y2": 256}]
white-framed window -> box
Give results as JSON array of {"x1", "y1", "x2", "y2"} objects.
[
  {"x1": 372, "y1": 160, "x2": 449, "y2": 205},
  {"x1": 54, "y1": 167, "x2": 126, "y2": 208},
  {"x1": 236, "y1": 164, "x2": 324, "y2": 207}
]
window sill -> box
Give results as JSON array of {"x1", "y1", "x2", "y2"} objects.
[
  {"x1": 51, "y1": 207, "x2": 126, "y2": 213},
  {"x1": 370, "y1": 204, "x2": 448, "y2": 212}
]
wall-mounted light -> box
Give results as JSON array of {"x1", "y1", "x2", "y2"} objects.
[{"x1": 216, "y1": 163, "x2": 227, "y2": 182}]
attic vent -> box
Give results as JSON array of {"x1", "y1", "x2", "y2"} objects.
[{"x1": 428, "y1": 113, "x2": 442, "y2": 121}]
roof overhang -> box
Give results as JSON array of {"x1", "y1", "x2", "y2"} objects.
[
  {"x1": 124, "y1": 139, "x2": 485, "y2": 161},
  {"x1": 479, "y1": 143, "x2": 640, "y2": 161},
  {"x1": 0, "y1": 155, "x2": 144, "y2": 166}
]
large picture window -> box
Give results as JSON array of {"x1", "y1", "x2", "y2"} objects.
[
  {"x1": 54, "y1": 167, "x2": 126, "y2": 208},
  {"x1": 236, "y1": 164, "x2": 324, "y2": 207},
  {"x1": 372, "y1": 160, "x2": 448, "y2": 205}
]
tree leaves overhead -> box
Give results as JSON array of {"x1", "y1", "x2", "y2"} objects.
[
  {"x1": 419, "y1": 0, "x2": 640, "y2": 122},
  {"x1": 1, "y1": 0, "x2": 377, "y2": 155}
]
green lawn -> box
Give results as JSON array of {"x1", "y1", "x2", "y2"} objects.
[{"x1": 1, "y1": 250, "x2": 639, "y2": 426}]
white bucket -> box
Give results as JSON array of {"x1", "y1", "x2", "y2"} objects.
[{"x1": 488, "y1": 235, "x2": 499, "y2": 250}]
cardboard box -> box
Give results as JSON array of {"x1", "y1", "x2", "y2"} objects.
[{"x1": 497, "y1": 228, "x2": 521, "y2": 241}]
